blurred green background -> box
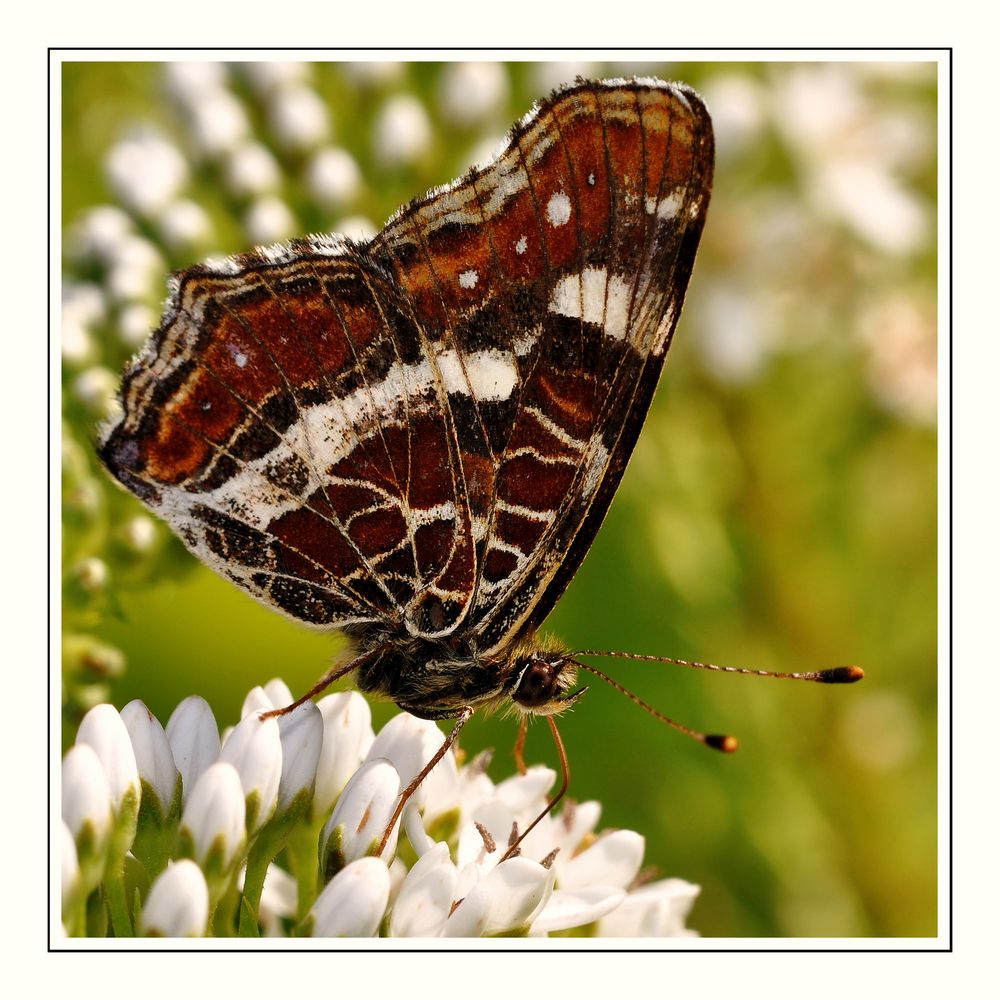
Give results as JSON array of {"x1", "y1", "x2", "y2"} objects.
[{"x1": 61, "y1": 59, "x2": 938, "y2": 938}]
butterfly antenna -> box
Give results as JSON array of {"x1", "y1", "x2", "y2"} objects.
[
  {"x1": 574, "y1": 650, "x2": 864, "y2": 685},
  {"x1": 573, "y1": 660, "x2": 739, "y2": 752}
]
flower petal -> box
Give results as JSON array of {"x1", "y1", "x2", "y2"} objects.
[
  {"x1": 311, "y1": 857, "x2": 390, "y2": 937},
  {"x1": 121, "y1": 700, "x2": 178, "y2": 810},
  {"x1": 165, "y1": 696, "x2": 220, "y2": 803},
  {"x1": 531, "y1": 886, "x2": 626, "y2": 934},
  {"x1": 141, "y1": 860, "x2": 209, "y2": 937},
  {"x1": 76, "y1": 703, "x2": 140, "y2": 812},
  {"x1": 597, "y1": 878, "x2": 701, "y2": 937},
  {"x1": 557, "y1": 829, "x2": 645, "y2": 891},
  {"x1": 481, "y1": 857, "x2": 555, "y2": 934},
  {"x1": 389, "y1": 842, "x2": 456, "y2": 937}
]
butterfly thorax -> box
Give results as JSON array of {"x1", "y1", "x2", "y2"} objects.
[{"x1": 347, "y1": 626, "x2": 580, "y2": 720}]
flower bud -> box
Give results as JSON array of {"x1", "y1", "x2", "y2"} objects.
[
  {"x1": 314, "y1": 691, "x2": 375, "y2": 814},
  {"x1": 121, "y1": 700, "x2": 179, "y2": 813},
  {"x1": 179, "y1": 762, "x2": 246, "y2": 873},
  {"x1": 319, "y1": 758, "x2": 400, "y2": 879},
  {"x1": 166, "y1": 696, "x2": 220, "y2": 803},
  {"x1": 276, "y1": 701, "x2": 323, "y2": 812},
  {"x1": 141, "y1": 860, "x2": 210, "y2": 937},
  {"x1": 310, "y1": 857, "x2": 391, "y2": 937},
  {"x1": 219, "y1": 712, "x2": 282, "y2": 832},
  {"x1": 363, "y1": 712, "x2": 443, "y2": 809},
  {"x1": 76, "y1": 704, "x2": 139, "y2": 820},
  {"x1": 62, "y1": 744, "x2": 113, "y2": 889}
]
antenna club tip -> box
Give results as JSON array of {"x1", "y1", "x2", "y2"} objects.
[
  {"x1": 817, "y1": 665, "x2": 865, "y2": 684},
  {"x1": 706, "y1": 734, "x2": 739, "y2": 753}
]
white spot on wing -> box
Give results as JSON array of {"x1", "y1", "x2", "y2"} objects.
[
  {"x1": 515, "y1": 235, "x2": 527, "y2": 255},
  {"x1": 657, "y1": 188, "x2": 685, "y2": 220},
  {"x1": 548, "y1": 267, "x2": 633, "y2": 341},
  {"x1": 436, "y1": 348, "x2": 517, "y2": 402},
  {"x1": 459, "y1": 269, "x2": 478, "y2": 289},
  {"x1": 546, "y1": 191, "x2": 571, "y2": 227}
]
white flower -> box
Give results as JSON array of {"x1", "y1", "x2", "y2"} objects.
[
  {"x1": 531, "y1": 886, "x2": 626, "y2": 935},
  {"x1": 311, "y1": 857, "x2": 391, "y2": 937},
  {"x1": 179, "y1": 761, "x2": 246, "y2": 870},
  {"x1": 372, "y1": 95, "x2": 432, "y2": 167},
  {"x1": 219, "y1": 712, "x2": 282, "y2": 832},
  {"x1": 104, "y1": 235, "x2": 163, "y2": 303},
  {"x1": 165, "y1": 695, "x2": 220, "y2": 803},
  {"x1": 61, "y1": 743, "x2": 112, "y2": 849},
  {"x1": 241, "y1": 61, "x2": 311, "y2": 95},
  {"x1": 120, "y1": 700, "x2": 178, "y2": 812},
  {"x1": 76, "y1": 703, "x2": 139, "y2": 815},
  {"x1": 268, "y1": 84, "x2": 329, "y2": 151},
  {"x1": 275, "y1": 700, "x2": 323, "y2": 811},
  {"x1": 116, "y1": 302, "x2": 156, "y2": 350},
  {"x1": 223, "y1": 142, "x2": 282, "y2": 198},
  {"x1": 163, "y1": 62, "x2": 228, "y2": 105},
  {"x1": 597, "y1": 878, "x2": 701, "y2": 937},
  {"x1": 556, "y1": 829, "x2": 645, "y2": 891},
  {"x1": 66, "y1": 204, "x2": 133, "y2": 264},
  {"x1": 389, "y1": 843, "x2": 554, "y2": 937},
  {"x1": 438, "y1": 62, "x2": 509, "y2": 126},
  {"x1": 363, "y1": 712, "x2": 444, "y2": 810},
  {"x1": 262, "y1": 678, "x2": 294, "y2": 708},
  {"x1": 333, "y1": 215, "x2": 376, "y2": 242},
  {"x1": 141, "y1": 860, "x2": 210, "y2": 937},
  {"x1": 244, "y1": 196, "x2": 296, "y2": 244},
  {"x1": 314, "y1": 691, "x2": 375, "y2": 814},
  {"x1": 157, "y1": 199, "x2": 212, "y2": 251},
  {"x1": 306, "y1": 147, "x2": 362, "y2": 208},
  {"x1": 71, "y1": 367, "x2": 119, "y2": 418},
  {"x1": 388, "y1": 843, "x2": 457, "y2": 937},
  {"x1": 320, "y1": 758, "x2": 401, "y2": 875},
  {"x1": 185, "y1": 88, "x2": 250, "y2": 157},
  {"x1": 240, "y1": 685, "x2": 274, "y2": 719},
  {"x1": 104, "y1": 129, "x2": 188, "y2": 217}
]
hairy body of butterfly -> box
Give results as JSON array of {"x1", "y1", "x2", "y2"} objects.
[{"x1": 99, "y1": 77, "x2": 714, "y2": 723}]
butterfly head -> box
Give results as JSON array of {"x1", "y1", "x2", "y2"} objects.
[{"x1": 510, "y1": 652, "x2": 586, "y2": 716}]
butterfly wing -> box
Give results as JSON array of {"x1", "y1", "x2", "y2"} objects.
[
  {"x1": 99, "y1": 239, "x2": 479, "y2": 637},
  {"x1": 371, "y1": 79, "x2": 714, "y2": 654}
]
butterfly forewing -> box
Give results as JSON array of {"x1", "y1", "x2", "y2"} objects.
[
  {"x1": 372, "y1": 79, "x2": 713, "y2": 652},
  {"x1": 99, "y1": 77, "x2": 713, "y2": 663}
]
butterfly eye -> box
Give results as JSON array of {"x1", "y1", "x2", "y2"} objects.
[{"x1": 513, "y1": 657, "x2": 563, "y2": 709}]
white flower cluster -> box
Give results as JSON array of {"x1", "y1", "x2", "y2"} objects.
[{"x1": 60, "y1": 680, "x2": 699, "y2": 938}]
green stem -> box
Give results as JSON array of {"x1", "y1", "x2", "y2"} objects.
[
  {"x1": 287, "y1": 820, "x2": 321, "y2": 922},
  {"x1": 238, "y1": 841, "x2": 271, "y2": 937},
  {"x1": 104, "y1": 860, "x2": 132, "y2": 937}
]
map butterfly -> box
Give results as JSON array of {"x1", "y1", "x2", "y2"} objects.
[{"x1": 99, "y1": 78, "x2": 858, "y2": 846}]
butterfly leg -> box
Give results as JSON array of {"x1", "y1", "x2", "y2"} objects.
[
  {"x1": 260, "y1": 646, "x2": 385, "y2": 719},
  {"x1": 513, "y1": 717, "x2": 528, "y2": 775},
  {"x1": 499, "y1": 715, "x2": 570, "y2": 863},
  {"x1": 375, "y1": 705, "x2": 474, "y2": 857}
]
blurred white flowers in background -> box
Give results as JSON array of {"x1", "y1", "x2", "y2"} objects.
[{"x1": 59, "y1": 682, "x2": 700, "y2": 939}]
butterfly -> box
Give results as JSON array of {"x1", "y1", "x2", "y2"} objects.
[{"x1": 100, "y1": 77, "x2": 858, "y2": 853}]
